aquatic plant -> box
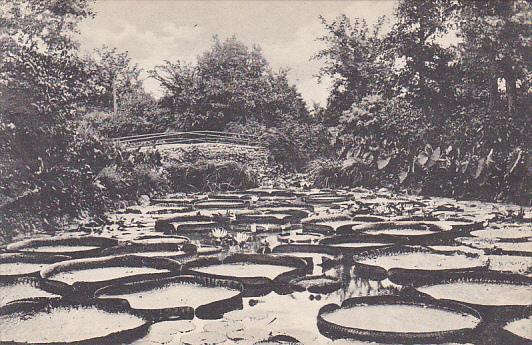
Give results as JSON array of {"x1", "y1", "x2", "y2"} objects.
[
  {"x1": 233, "y1": 232, "x2": 250, "y2": 246},
  {"x1": 211, "y1": 228, "x2": 228, "y2": 240}
]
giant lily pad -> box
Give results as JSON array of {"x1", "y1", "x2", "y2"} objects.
[
  {"x1": 6, "y1": 236, "x2": 117, "y2": 259},
  {"x1": 503, "y1": 315, "x2": 532, "y2": 341},
  {"x1": 354, "y1": 246, "x2": 487, "y2": 283},
  {"x1": 0, "y1": 298, "x2": 150, "y2": 344},
  {"x1": 96, "y1": 275, "x2": 242, "y2": 320},
  {"x1": 0, "y1": 253, "x2": 70, "y2": 279},
  {"x1": 0, "y1": 277, "x2": 59, "y2": 307},
  {"x1": 194, "y1": 200, "x2": 247, "y2": 209},
  {"x1": 317, "y1": 295, "x2": 481, "y2": 343},
  {"x1": 98, "y1": 242, "x2": 196, "y2": 260},
  {"x1": 470, "y1": 227, "x2": 531, "y2": 241},
  {"x1": 414, "y1": 272, "x2": 532, "y2": 320},
  {"x1": 41, "y1": 255, "x2": 181, "y2": 296},
  {"x1": 183, "y1": 254, "x2": 307, "y2": 296}
]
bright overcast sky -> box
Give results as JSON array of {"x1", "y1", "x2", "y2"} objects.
[{"x1": 78, "y1": 1, "x2": 397, "y2": 106}]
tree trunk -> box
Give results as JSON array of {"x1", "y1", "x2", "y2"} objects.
[
  {"x1": 112, "y1": 75, "x2": 118, "y2": 113},
  {"x1": 505, "y1": 73, "x2": 516, "y2": 115},
  {"x1": 487, "y1": 54, "x2": 498, "y2": 111}
]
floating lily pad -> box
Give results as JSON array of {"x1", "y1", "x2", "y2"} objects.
[
  {"x1": 196, "y1": 245, "x2": 223, "y2": 256},
  {"x1": 302, "y1": 215, "x2": 355, "y2": 234},
  {"x1": 277, "y1": 231, "x2": 324, "y2": 244},
  {"x1": 131, "y1": 235, "x2": 190, "y2": 245},
  {"x1": 194, "y1": 200, "x2": 247, "y2": 209},
  {"x1": 0, "y1": 253, "x2": 70, "y2": 278},
  {"x1": 99, "y1": 242, "x2": 196, "y2": 260},
  {"x1": 317, "y1": 295, "x2": 481, "y2": 343},
  {"x1": 192, "y1": 262, "x2": 292, "y2": 280},
  {"x1": 418, "y1": 278, "x2": 531, "y2": 307},
  {"x1": 352, "y1": 222, "x2": 450, "y2": 244},
  {"x1": 504, "y1": 315, "x2": 532, "y2": 341},
  {"x1": 470, "y1": 227, "x2": 531, "y2": 240},
  {"x1": 183, "y1": 254, "x2": 307, "y2": 296},
  {"x1": 0, "y1": 298, "x2": 149, "y2": 344},
  {"x1": 0, "y1": 277, "x2": 59, "y2": 307},
  {"x1": 354, "y1": 246, "x2": 486, "y2": 283},
  {"x1": 41, "y1": 255, "x2": 181, "y2": 296},
  {"x1": 486, "y1": 254, "x2": 532, "y2": 276},
  {"x1": 290, "y1": 275, "x2": 341, "y2": 294},
  {"x1": 237, "y1": 213, "x2": 293, "y2": 225},
  {"x1": 6, "y1": 236, "x2": 117, "y2": 258},
  {"x1": 96, "y1": 275, "x2": 242, "y2": 320},
  {"x1": 305, "y1": 194, "x2": 351, "y2": 204}
]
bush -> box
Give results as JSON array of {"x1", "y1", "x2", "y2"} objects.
[
  {"x1": 229, "y1": 120, "x2": 332, "y2": 172},
  {"x1": 166, "y1": 160, "x2": 258, "y2": 192}
]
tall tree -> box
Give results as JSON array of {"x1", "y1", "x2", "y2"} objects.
[
  {"x1": 383, "y1": 0, "x2": 458, "y2": 122},
  {"x1": 0, "y1": 0, "x2": 99, "y2": 227},
  {"x1": 457, "y1": 0, "x2": 530, "y2": 115},
  {"x1": 314, "y1": 15, "x2": 387, "y2": 121},
  {"x1": 84, "y1": 46, "x2": 143, "y2": 112},
  {"x1": 150, "y1": 36, "x2": 308, "y2": 130}
]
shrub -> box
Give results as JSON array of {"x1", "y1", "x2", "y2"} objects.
[
  {"x1": 166, "y1": 160, "x2": 258, "y2": 192},
  {"x1": 229, "y1": 120, "x2": 332, "y2": 172}
]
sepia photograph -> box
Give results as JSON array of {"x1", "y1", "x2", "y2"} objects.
[{"x1": 0, "y1": 0, "x2": 530, "y2": 344}]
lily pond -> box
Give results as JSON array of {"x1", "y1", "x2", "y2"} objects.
[{"x1": 1, "y1": 186, "x2": 531, "y2": 345}]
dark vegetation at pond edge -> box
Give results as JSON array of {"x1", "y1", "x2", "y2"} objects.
[{"x1": 0, "y1": 1, "x2": 530, "y2": 241}]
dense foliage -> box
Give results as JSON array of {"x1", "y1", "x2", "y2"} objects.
[{"x1": 310, "y1": 0, "x2": 530, "y2": 204}]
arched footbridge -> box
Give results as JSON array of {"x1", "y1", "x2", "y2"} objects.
[{"x1": 112, "y1": 131, "x2": 266, "y2": 151}]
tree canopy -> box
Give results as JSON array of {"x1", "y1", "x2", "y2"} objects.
[{"x1": 150, "y1": 36, "x2": 309, "y2": 130}]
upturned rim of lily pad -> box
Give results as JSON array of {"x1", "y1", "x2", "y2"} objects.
[
  {"x1": 40, "y1": 254, "x2": 182, "y2": 297},
  {"x1": 6, "y1": 236, "x2": 118, "y2": 259},
  {"x1": 94, "y1": 274, "x2": 243, "y2": 321},
  {"x1": 0, "y1": 297, "x2": 151, "y2": 345},
  {"x1": 317, "y1": 294, "x2": 483, "y2": 343},
  {"x1": 182, "y1": 253, "x2": 308, "y2": 297},
  {"x1": 409, "y1": 271, "x2": 532, "y2": 321},
  {"x1": 353, "y1": 245, "x2": 487, "y2": 282},
  {"x1": 0, "y1": 252, "x2": 71, "y2": 279}
]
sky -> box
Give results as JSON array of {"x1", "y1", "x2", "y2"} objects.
[{"x1": 78, "y1": 1, "x2": 397, "y2": 106}]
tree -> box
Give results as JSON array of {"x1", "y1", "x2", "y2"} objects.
[
  {"x1": 457, "y1": 0, "x2": 530, "y2": 115},
  {"x1": 314, "y1": 15, "x2": 388, "y2": 121},
  {"x1": 84, "y1": 46, "x2": 143, "y2": 112},
  {"x1": 0, "y1": 0, "x2": 94, "y2": 52},
  {"x1": 0, "y1": 0, "x2": 108, "y2": 233},
  {"x1": 383, "y1": 0, "x2": 459, "y2": 123},
  {"x1": 150, "y1": 36, "x2": 308, "y2": 130}
]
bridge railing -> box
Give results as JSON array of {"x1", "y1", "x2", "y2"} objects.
[{"x1": 111, "y1": 131, "x2": 264, "y2": 149}]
